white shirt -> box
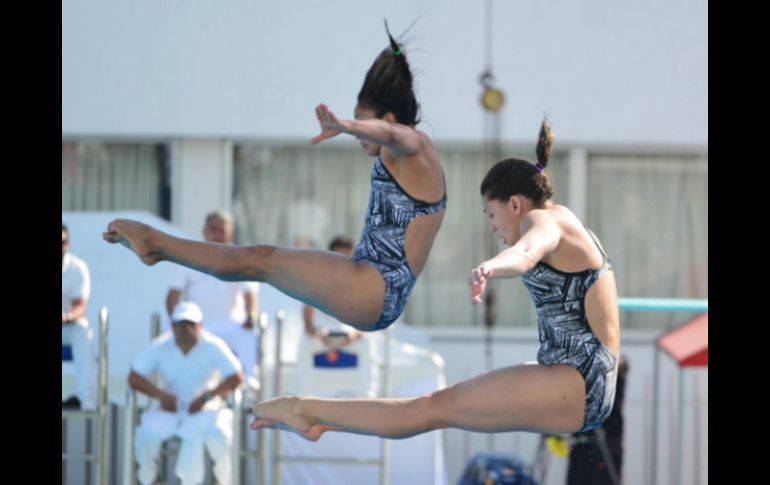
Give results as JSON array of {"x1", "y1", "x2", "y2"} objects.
[
  {"x1": 170, "y1": 266, "x2": 259, "y2": 325},
  {"x1": 132, "y1": 330, "x2": 242, "y2": 412},
  {"x1": 62, "y1": 252, "x2": 90, "y2": 312}
]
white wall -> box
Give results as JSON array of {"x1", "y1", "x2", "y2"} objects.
[
  {"x1": 171, "y1": 138, "x2": 233, "y2": 234},
  {"x1": 62, "y1": 0, "x2": 708, "y2": 145}
]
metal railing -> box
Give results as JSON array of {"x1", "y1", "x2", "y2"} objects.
[{"x1": 62, "y1": 306, "x2": 110, "y2": 485}]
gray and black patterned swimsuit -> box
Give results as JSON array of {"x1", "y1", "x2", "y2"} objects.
[
  {"x1": 521, "y1": 229, "x2": 619, "y2": 431},
  {"x1": 353, "y1": 156, "x2": 446, "y2": 330}
]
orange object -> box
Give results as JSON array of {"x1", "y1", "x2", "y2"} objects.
[{"x1": 657, "y1": 313, "x2": 708, "y2": 367}]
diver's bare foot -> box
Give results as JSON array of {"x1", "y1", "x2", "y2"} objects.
[
  {"x1": 250, "y1": 397, "x2": 330, "y2": 442},
  {"x1": 102, "y1": 219, "x2": 163, "y2": 265}
]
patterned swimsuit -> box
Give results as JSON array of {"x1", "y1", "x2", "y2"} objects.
[
  {"x1": 520, "y1": 230, "x2": 619, "y2": 431},
  {"x1": 353, "y1": 156, "x2": 446, "y2": 329}
]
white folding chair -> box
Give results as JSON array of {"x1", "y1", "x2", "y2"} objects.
[{"x1": 122, "y1": 312, "x2": 244, "y2": 485}]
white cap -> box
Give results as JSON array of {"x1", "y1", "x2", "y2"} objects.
[{"x1": 171, "y1": 301, "x2": 203, "y2": 324}]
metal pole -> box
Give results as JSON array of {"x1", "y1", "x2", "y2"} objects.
[
  {"x1": 694, "y1": 372, "x2": 703, "y2": 485},
  {"x1": 256, "y1": 312, "x2": 268, "y2": 485},
  {"x1": 97, "y1": 307, "x2": 110, "y2": 485},
  {"x1": 643, "y1": 374, "x2": 652, "y2": 485},
  {"x1": 484, "y1": 290, "x2": 495, "y2": 452},
  {"x1": 669, "y1": 374, "x2": 677, "y2": 485},
  {"x1": 651, "y1": 345, "x2": 661, "y2": 485},
  {"x1": 231, "y1": 388, "x2": 242, "y2": 485},
  {"x1": 379, "y1": 327, "x2": 393, "y2": 485},
  {"x1": 271, "y1": 310, "x2": 285, "y2": 485},
  {"x1": 110, "y1": 402, "x2": 118, "y2": 485},
  {"x1": 675, "y1": 370, "x2": 685, "y2": 485},
  {"x1": 122, "y1": 389, "x2": 138, "y2": 485}
]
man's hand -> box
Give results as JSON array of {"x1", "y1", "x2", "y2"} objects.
[
  {"x1": 158, "y1": 392, "x2": 178, "y2": 412},
  {"x1": 188, "y1": 392, "x2": 211, "y2": 414}
]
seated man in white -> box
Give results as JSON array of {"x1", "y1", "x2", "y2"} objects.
[
  {"x1": 166, "y1": 210, "x2": 260, "y2": 386},
  {"x1": 129, "y1": 302, "x2": 243, "y2": 485},
  {"x1": 62, "y1": 223, "x2": 97, "y2": 410}
]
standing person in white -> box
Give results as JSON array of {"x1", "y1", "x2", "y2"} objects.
[
  {"x1": 61, "y1": 223, "x2": 97, "y2": 410},
  {"x1": 129, "y1": 302, "x2": 243, "y2": 485},
  {"x1": 165, "y1": 210, "x2": 260, "y2": 386}
]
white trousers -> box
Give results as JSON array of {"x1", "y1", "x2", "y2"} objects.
[{"x1": 135, "y1": 409, "x2": 233, "y2": 485}]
